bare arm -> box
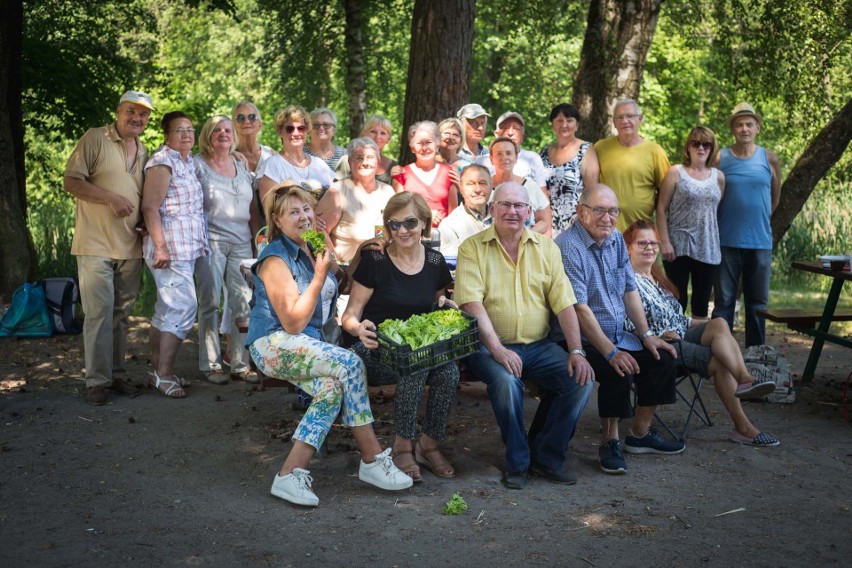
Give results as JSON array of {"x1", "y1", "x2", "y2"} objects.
[
  {"x1": 767, "y1": 149, "x2": 782, "y2": 212},
  {"x1": 340, "y1": 281, "x2": 378, "y2": 348},
  {"x1": 580, "y1": 143, "x2": 600, "y2": 186},
  {"x1": 260, "y1": 250, "x2": 332, "y2": 335},
  {"x1": 717, "y1": 169, "x2": 726, "y2": 200},
  {"x1": 140, "y1": 166, "x2": 172, "y2": 269},
  {"x1": 313, "y1": 186, "x2": 343, "y2": 235},
  {"x1": 459, "y1": 301, "x2": 523, "y2": 378},
  {"x1": 656, "y1": 166, "x2": 679, "y2": 262},
  {"x1": 531, "y1": 205, "x2": 553, "y2": 237},
  {"x1": 258, "y1": 175, "x2": 277, "y2": 207},
  {"x1": 64, "y1": 176, "x2": 135, "y2": 218}
]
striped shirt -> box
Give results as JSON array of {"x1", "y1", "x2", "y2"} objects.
[{"x1": 143, "y1": 146, "x2": 209, "y2": 261}]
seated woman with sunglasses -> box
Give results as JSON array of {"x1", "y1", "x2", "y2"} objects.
[
  {"x1": 247, "y1": 182, "x2": 412, "y2": 507},
  {"x1": 656, "y1": 127, "x2": 725, "y2": 318},
  {"x1": 341, "y1": 192, "x2": 460, "y2": 482},
  {"x1": 231, "y1": 100, "x2": 275, "y2": 187},
  {"x1": 623, "y1": 220, "x2": 780, "y2": 447},
  {"x1": 258, "y1": 105, "x2": 335, "y2": 204}
]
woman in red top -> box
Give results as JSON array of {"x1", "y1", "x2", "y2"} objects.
[{"x1": 392, "y1": 121, "x2": 458, "y2": 226}]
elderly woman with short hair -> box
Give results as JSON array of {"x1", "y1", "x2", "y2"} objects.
[
  {"x1": 437, "y1": 118, "x2": 466, "y2": 172},
  {"x1": 305, "y1": 107, "x2": 346, "y2": 171},
  {"x1": 231, "y1": 100, "x2": 274, "y2": 186},
  {"x1": 259, "y1": 105, "x2": 336, "y2": 203},
  {"x1": 141, "y1": 111, "x2": 208, "y2": 398},
  {"x1": 193, "y1": 115, "x2": 261, "y2": 385}
]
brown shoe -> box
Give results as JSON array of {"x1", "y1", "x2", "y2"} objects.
[{"x1": 86, "y1": 386, "x2": 108, "y2": 406}]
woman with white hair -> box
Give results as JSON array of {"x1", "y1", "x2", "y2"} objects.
[
  {"x1": 231, "y1": 100, "x2": 274, "y2": 186},
  {"x1": 305, "y1": 107, "x2": 347, "y2": 171}
]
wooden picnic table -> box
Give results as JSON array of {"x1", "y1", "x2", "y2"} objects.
[{"x1": 768, "y1": 261, "x2": 852, "y2": 382}]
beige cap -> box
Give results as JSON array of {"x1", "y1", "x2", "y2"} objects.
[
  {"x1": 727, "y1": 102, "x2": 761, "y2": 126},
  {"x1": 119, "y1": 90, "x2": 154, "y2": 111},
  {"x1": 457, "y1": 103, "x2": 490, "y2": 120},
  {"x1": 496, "y1": 111, "x2": 524, "y2": 129}
]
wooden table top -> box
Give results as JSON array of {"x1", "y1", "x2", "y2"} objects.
[{"x1": 792, "y1": 261, "x2": 852, "y2": 281}]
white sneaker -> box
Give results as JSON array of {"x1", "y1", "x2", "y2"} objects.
[
  {"x1": 359, "y1": 448, "x2": 414, "y2": 490},
  {"x1": 270, "y1": 468, "x2": 319, "y2": 507}
]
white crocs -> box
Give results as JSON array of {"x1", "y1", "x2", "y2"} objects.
[
  {"x1": 270, "y1": 468, "x2": 319, "y2": 507},
  {"x1": 359, "y1": 448, "x2": 414, "y2": 491}
]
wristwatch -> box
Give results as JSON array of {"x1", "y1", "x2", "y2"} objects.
[
  {"x1": 641, "y1": 330, "x2": 655, "y2": 341},
  {"x1": 569, "y1": 348, "x2": 587, "y2": 357}
]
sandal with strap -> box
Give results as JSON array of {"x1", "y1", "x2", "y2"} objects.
[
  {"x1": 231, "y1": 370, "x2": 260, "y2": 384},
  {"x1": 415, "y1": 442, "x2": 456, "y2": 478},
  {"x1": 391, "y1": 449, "x2": 422, "y2": 483},
  {"x1": 149, "y1": 371, "x2": 187, "y2": 398},
  {"x1": 148, "y1": 371, "x2": 191, "y2": 388}
]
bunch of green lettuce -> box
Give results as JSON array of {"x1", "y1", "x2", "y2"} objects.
[
  {"x1": 442, "y1": 493, "x2": 468, "y2": 515},
  {"x1": 378, "y1": 309, "x2": 470, "y2": 350},
  {"x1": 300, "y1": 229, "x2": 326, "y2": 255}
]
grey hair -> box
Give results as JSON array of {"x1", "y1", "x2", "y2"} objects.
[
  {"x1": 614, "y1": 98, "x2": 642, "y2": 115},
  {"x1": 309, "y1": 107, "x2": 337, "y2": 126},
  {"x1": 346, "y1": 136, "x2": 379, "y2": 156},
  {"x1": 407, "y1": 120, "x2": 440, "y2": 143}
]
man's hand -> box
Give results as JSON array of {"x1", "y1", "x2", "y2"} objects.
[
  {"x1": 609, "y1": 350, "x2": 640, "y2": 377},
  {"x1": 567, "y1": 353, "x2": 594, "y2": 385},
  {"x1": 643, "y1": 335, "x2": 677, "y2": 360},
  {"x1": 493, "y1": 345, "x2": 523, "y2": 378},
  {"x1": 109, "y1": 194, "x2": 135, "y2": 218}
]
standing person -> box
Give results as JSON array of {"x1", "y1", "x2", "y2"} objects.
[
  {"x1": 456, "y1": 182, "x2": 594, "y2": 490},
  {"x1": 194, "y1": 115, "x2": 261, "y2": 385},
  {"x1": 556, "y1": 185, "x2": 683, "y2": 475},
  {"x1": 492, "y1": 111, "x2": 548, "y2": 195},
  {"x1": 438, "y1": 164, "x2": 493, "y2": 257},
  {"x1": 456, "y1": 103, "x2": 490, "y2": 165},
  {"x1": 141, "y1": 112, "x2": 209, "y2": 398},
  {"x1": 540, "y1": 103, "x2": 599, "y2": 238},
  {"x1": 361, "y1": 115, "x2": 399, "y2": 185},
  {"x1": 63, "y1": 90, "x2": 153, "y2": 405},
  {"x1": 231, "y1": 100, "x2": 275, "y2": 186},
  {"x1": 595, "y1": 98, "x2": 670, "y2": 232},
  {"x1": 657, "y1": 127, "x2": 725, "y2": 318},
  {"x1": 489, "y1": 137, "x2": 552, "y2": 236},
  {"x1": 342, "y1": 192, "x2": 459, "y2": 482},
  {"x1": 392, "y1": 121, "x2": 458, "y2": 227},
  {"x1": 258, "y1": 105, "x2": 335, "y2": 203},
  {"x1": 304, "y1": 107, "x2": 347, "y2": 171},
  {"x1": 436, "y1": 118, "x2": 466, "y2": 173},
  {"x1": 248, "y1": 183, "x2": 412, "y2": 507},
  {"x1": 713, "y1": 103, "x2": 782, "y2": 348}
]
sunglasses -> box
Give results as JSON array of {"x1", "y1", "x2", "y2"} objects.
[
  {"x1": 689, "y1": 140, "x2": 713, "y2": 150},
  {"x1": 387, "y1": 217, "x2": 420, "y2": 232},
  {"x1": 235, "y1": 113, "x2": 259, "y2": 123},
  {"x1": 285, "y1": 124, "x2": 308, "y2": 134}
]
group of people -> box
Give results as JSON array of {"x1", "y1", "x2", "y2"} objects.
[{"x1": 64, "y1": 89, "x2": 781, "y2": 508}]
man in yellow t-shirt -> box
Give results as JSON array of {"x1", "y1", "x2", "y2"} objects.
[
  {"x1": 63, "y1": 90, "x2": 152, "y2": 405},
  {"x1": 595, "y1": 98, "x2": 670, "y2": 231},
  {"x1": 455, "y1": 181, "x2": 593, "y2": 490}
]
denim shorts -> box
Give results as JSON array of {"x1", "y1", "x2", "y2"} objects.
[{"x1": 678, "y1": 322, "x2": 712, "y2": 376}]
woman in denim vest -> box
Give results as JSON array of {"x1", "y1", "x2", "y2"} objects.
[{"x1": 246, "y1": 182, "x2": 412, "y2": 507}]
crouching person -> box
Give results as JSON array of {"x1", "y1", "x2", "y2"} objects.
[{"x1": 246, "y1": 182, "x2": 412, "y2": 507}]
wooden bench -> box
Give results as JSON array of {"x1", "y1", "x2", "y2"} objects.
[{"x1": 758, "y1": 308, "x2": 852, "y2": 328}]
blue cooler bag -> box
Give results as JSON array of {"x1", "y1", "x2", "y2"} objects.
[{"x1": 0, "y1": 282, "x2": 53, "y2": 337}]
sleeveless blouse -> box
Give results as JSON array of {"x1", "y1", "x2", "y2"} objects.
[
  {"x1": 666, "y1": 165, "x2": 722, "y2": 265},
  {"x1": 540, "y1": 141, "x2": 590, "y2": 238}
]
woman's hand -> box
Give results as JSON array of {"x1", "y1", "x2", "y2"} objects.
[
  {"x1": 356, "y1": 319, "x2": 379, "y2": 349},
  {"x1": 389, "y1": 164, "x2": 404, "y2": 178},
  {"x1": 313, "y1": 247, "x2": 333, "y2": 279},
  {"x1": 359, "y1": 237, "x2": 387, "y2": 254},
  {"x1": 431, "y1": 209, "x2": 445, "y2": 225},
  {"x1": 437, "y1": 295, "x2": 457, "y2": 309},
  {"x1": 660, "y1": 330, "x2": 681, "y2": 342},
  {"x1": 660, "y1": 240, "x2": 676, "y2": 262},
  {"x1": 447, "y1": 168, "x2": 460, "y2": 186}
]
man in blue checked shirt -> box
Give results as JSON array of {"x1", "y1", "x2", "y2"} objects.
[{"x1": 553, "y1": 184, "x2": 684, "y2": 475}]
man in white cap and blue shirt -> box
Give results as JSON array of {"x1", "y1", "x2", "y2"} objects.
[
  {"x1": 457, "y1": 103, "x2": 491, "y2": 164},
  {"x1": 713, "y1": 102, "x2": 781, "y2": 348},
  {"x1": 64, "y1": 90, "x2": 154, "y2": 405}
]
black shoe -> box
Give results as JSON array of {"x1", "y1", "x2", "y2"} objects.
[
  {"x1": 502, "y1": 471, "x2": 528, "y2": 490},
  {"x1": 529, "y1": 463, "x2": 577, "y2": 485},
  {"x1": 86, "y1": 386, "x2": 108, "y2": 406}
]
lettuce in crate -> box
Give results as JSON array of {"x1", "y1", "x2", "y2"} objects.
[{"x1": 378, "y1": 309, "x2": 470, "y2": 350}]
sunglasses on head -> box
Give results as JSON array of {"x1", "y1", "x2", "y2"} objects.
[
  {"x1": 689, "y1": 140, "x2": 713, "y2": 150},
  {"x1": 235, "y1": 113, "x2": 259, "y2": 123},
  {"x1": 285, "y1": 124, "x2": 308, "y2": 134},
  {"x1": 387, "y1": 217, "x2": 419, "y2": 232}
]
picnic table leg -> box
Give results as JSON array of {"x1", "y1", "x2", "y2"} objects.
[{"x1": 801, "y1": 277, "x2": 844, "y2": 383}]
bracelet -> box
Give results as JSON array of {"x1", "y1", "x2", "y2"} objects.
[{"x1": 605, "y1": 348, "x2": 619, "y2": 362}]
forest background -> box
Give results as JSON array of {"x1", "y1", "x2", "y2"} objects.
[{"x1": 11, "y1": 0, "x2": 852, "y2": 312}]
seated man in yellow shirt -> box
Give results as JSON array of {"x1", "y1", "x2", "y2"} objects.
[{"x1": 455, "y1": 182, "x2": 594, "y2": 490}]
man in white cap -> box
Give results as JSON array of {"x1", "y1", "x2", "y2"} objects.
[
  {"x1": 64, "y1": 90, "x2": 154, "y2": 405},
  {"x1": 713, "y1": 102, "x2": 781, "y2": 347},
  {"x1": 456, "y1": 103, "x2": 490, "y2": 164},
  {"x1": 489, "y1": 111, "x2": 548, "y2": 197}
]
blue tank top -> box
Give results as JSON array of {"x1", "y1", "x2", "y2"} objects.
[{"x1": 717, "y1": 146, "x2": 772, "y2": 249}]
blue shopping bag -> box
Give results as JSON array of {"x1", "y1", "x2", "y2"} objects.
[{"x1": 0, "y1": 282, "x2": 53, "y2": 337}]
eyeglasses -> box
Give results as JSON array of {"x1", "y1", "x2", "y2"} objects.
[
  {"x1": 494, "y1": 201, "x2": 530, "y2": 212},
  {"x1": 284, "y1": 124, "x2": 308, "y2": 134},
  {"x1": 441, "y1": 131, "x2": 461, "y2": 139},
  {"x1": 313, "y1": 123, "x2": 335, "y2": 131},
  {"x1": 581, "y1": 204, "x2": 620, "y2": 218},
  {"x1": 235, "y1": 113, "x2": 259, "y2": 123},
  {"x1": 613, "y1": 113, "x2": 641, "y2": 122},
  {"x1": 636, "y1": 240, "x2": 661, "y2": 250},
  {"x1": 387, "y1": 217, "x2": 420, "y2": 232},
  {"x1": 172, "y1": 128, "x2": 195, "y2": 135},
  {"x1": 689, "y1": 140, "x2": 713, "y2": 150}
]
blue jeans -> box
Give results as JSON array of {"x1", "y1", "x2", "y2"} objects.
[
  {"x1": 467, "y1": 339, "x2": 593, "y2": 474},
  {"x1": 713, "y1": 247, "x2": 771, "y2": 347}
]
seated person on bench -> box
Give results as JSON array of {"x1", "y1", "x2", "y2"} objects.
[{"x1": 624, "y1": 220, "x2": 780, "y2": 448}]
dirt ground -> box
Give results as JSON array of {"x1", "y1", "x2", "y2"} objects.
[{"x1": 1, "y1": 318, "x2": 850, "y2": 567}]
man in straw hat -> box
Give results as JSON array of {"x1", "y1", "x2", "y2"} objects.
[{"x1": 713, "y1": 102, "x2": 781, "y2": 347}]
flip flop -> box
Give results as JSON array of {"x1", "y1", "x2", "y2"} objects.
[{"x1": 149, "y1": 371, "x2": 187, "y2": 398}]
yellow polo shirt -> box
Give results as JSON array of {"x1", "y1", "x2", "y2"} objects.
[
  {"x1": 455, "y1": 226, "x2": 576, "y2": 344},
  {"x1": 64, "y1": 123, "x2": 147, "y2": 259},
  {"x1": 595, "y1": 136, "x2": 670, "y2": 231}
]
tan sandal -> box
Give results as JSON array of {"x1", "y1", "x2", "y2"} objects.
[
  {"x1": 415, "y1": 442, "x2": 455, "y2": 478},
  {"x1": 231, "y1": 370, "x2": 260, "y2": 384},
  {"x1": 391, "y1": 449, "x2": 422, "y2": 483},
  {"x1": 149, "y1": 371, "x2": 187, "y2": 398}
]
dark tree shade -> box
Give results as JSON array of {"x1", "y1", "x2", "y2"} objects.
[
  {"x1": 572, "y1": 0, "x2": 663, "y2": 142},
  {"x1": 344, "y1": 0, "x2": 366, "y2": 140},
  {"x1": 399, "y1": 0, "x2": 476, "y2": 164}
]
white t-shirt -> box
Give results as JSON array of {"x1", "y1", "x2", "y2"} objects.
[
  {"x1": 260, "y1": 153, "x2": 335, "y2": 193},
  {"x1": 476, "y1": 148, "x2": 547, "y2": 187}
]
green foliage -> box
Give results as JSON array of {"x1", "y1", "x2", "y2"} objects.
[
  {"x1": 442, "y1": 492, "x2": 468, "y2": 515},
  {"x1": 378, "y1": 309, "x2": 471, "y2": 350}
]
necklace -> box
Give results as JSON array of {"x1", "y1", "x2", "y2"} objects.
[{"x1": 391, "y1": 245, "x2": 423, "y2": 274}]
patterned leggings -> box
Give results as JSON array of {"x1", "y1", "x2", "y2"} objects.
[
  {"x1": 351, "y1": 342, "x2": 459, "y2": 441},
  {"x1": 250, "y1": 331, "x2": 374, "y2": 450}
]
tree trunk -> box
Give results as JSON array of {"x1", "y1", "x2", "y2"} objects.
[
  {"x1": 772, "y1": 97, "x2": 852, "y2": 248},
  {"x1": 572, "y1": 0, "x2": 663, "y2": 142},
  {"x1": 0, "y1": 0, "x2": 35, "y2": 302},
  {"x1": 399, "y1": 0, "x2": 476, "y2": 165},
  {"x1": 343, "y1": 0, "x2": 366, "y2": 140}
]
